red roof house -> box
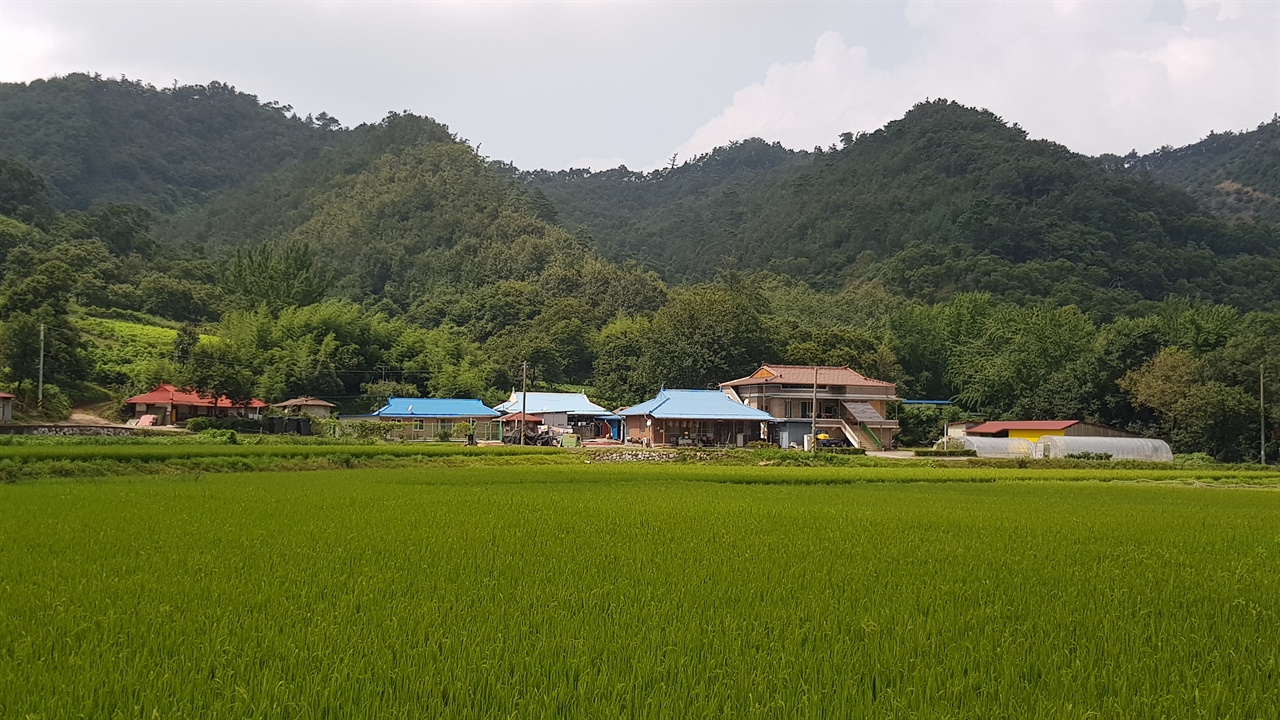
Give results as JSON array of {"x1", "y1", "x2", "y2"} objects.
[
  {"x1": 125, "y1": 384, "x2": 267, "y2": 426},
  {"x1": 0, "y1": 391, "x2": 13, "y2": 423}
]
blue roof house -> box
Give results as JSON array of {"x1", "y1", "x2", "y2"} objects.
[
  {"x1": 372, "y1": 398, "x2": 502, "y2": 441},
  {"x1": 617, "y1": 388, "x2": 774, "y2": 447}
]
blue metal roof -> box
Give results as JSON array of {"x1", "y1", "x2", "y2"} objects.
[
  {"x1": 373, "y1": 397, "x2": 500, "y2": 418},
  {"x1": 493, "y1": 391, "x2": 610, "y2": 415},
  {"x1": 618, "y1": 389, "x2": 774, "y2": 421}
]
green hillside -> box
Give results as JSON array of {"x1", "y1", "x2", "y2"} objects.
[
  {"x1": 0, "y1": 74, "x2": 342, "y2": 212},
  {"x1": 529, "y1": 100, "x2": 1280, "y2": 312},
  {"x1": 1126, "y1": 117, "x2": 1280, "y2": 224},
  {"x1": 2, "y1": 81, "x2": 1279, "y2": 459}
]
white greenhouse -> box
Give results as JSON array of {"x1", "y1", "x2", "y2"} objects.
[
  {"x1": 942, "y1": 436, "x2": 1035, "y2": 458},
  {"x1": 1036, "y1": 435, "x2": 1173, "y2": 462}
]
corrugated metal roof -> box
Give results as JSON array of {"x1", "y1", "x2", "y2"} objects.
[
  {"x1": 493, "y1": 392, "x2": 609, "y2": 415},
  {"x1": 721, "y1": 364, "x2": 897, "y2": 388},
  {"x1": 374, "y1": 398, "x2": 500, "y2": 418},
  {"x1": 0, "y1": 392, "x2": 13, "y2": 399},
  {"x1": 967, "y1": 420, "x2": 1079, "y2": 434},
  {"x1": 842, "y1": 401, "x2": 886, "y2": 423},
  {"x1": 618, "y1": 389, "x2": 775, "y2": 420}
]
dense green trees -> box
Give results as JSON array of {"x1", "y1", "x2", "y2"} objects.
[
  {"x1": 1127, "y1": 117, "x2": 1280, "y2": 224},
  {"x1": 0, "y1": 80, "x2": 1276, "y2": 459},
  {"x1": 530, "y1": 101, "x2": 1280, "y2": 313},
  {"x1": 0, "y1": 74, "x2": 343, "y2": 211}
]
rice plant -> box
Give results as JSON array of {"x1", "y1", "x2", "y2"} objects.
[{"x1": 2, "y1": 466, "x2": 1277, "y2": 718}]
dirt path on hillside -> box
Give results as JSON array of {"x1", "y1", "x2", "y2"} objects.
[{"x1": 66, "y1": 411, "x2": 127, "y2": 427}]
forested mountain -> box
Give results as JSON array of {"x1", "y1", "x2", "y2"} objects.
[
  {"x1": 1127, "y1": 117, "x2": 1280, "y2": 225},
  {"x1": 0, "y1": 74, "x2": 342, "y2": 211},
  {"x1": 528, "y1": 101, "x2": 1280, "y2": 313},
  {"x1": 2, "y1": 78, "x2": 1279, "y2": 460}
]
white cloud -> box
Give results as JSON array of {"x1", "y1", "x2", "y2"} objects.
[
  {"x1": 672, "y1": 0, "x2": 1280, "y2": 162},
  {"x1": 0, "y1": 12, "x2": 62, "y2": 82}
]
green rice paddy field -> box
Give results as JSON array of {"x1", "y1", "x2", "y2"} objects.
[{"x1": 2, "y1": 464, "x2": 1278, "y2": 718}]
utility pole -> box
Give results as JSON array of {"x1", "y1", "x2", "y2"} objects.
[
  {"x1": 810, "y1": 365, "x2": 818, "y2": 454},
  {"x1": 37, "y1": 323, "x2": 45, "y2": 409},
  {"x1": 520, "y1": 361, "x2": 528, "y2": 446},
  {"x1": 1261, "y1": 364, "x2": 1267, "y2": 465}
]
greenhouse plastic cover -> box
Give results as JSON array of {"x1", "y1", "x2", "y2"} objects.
[
  {"x1": 942, "y1": 436, "x2": 1034, "y2": 458},
  {"x1": 1037, "y1": 436, "x2": 1173, "y2": 462}
]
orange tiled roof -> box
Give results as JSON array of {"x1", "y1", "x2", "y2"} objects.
[
  {"x1": 125, "y1": 384, "x2": 267, "y2": 409},
  {"x1": 721, "y1": 364, "x2": 896, "y2": 388}
]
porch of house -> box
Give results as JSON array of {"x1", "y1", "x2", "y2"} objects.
[
  {"x1": 627, "y1": 417, "x2": 766, "y2": 447},
  {"x1": 382, "y1": 417, "x2": 503, "y2": 442},
  {"x1": 764, "y1": 404, "x2": 897, "y2": 449}
]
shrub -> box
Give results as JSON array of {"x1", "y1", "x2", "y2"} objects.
[
  {"x1": 198, "y1": 429, "x2": 240, "y2": 445},
  {"x1": 1065, "y1": 452, "x2": 1112, "y2": 461},
  {"x1": 5, "y1": 383, "x2": 72, "y2": 421},
  {"x1": 1175, "y1": 453, "x2": 1217, "y2": 468},
  {"x1": 914, "y1": 448, "x2": 978, "y2": 457},
  {"x1": 184, "y1": 416, "x2": 264, "y2": 433}
]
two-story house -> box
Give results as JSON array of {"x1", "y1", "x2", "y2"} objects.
[{"x1": 720, "y1": 364, "x2": 900, "y2": 449}]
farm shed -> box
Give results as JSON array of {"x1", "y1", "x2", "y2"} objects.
[
  {"x1": 493, "y1": 391, "x2": 616, "y2": 439},
  {"x1": 945, "y1": 436, "x2": 1035, "y2": 458},
  {"x1": 964, "y1": 420, "x2": 1137, "y2": 442},
  {"x1": 619, "y1": 388, "x2": 774, "y2": 447},
  {"x1": 1037, "y1": 436, "x2": 1174, "y2": 462},
  {"x1": 0, "y1": 392, "x2": 12, "y2": 422},
  {"x1": 372, "y1": 398, "x2": 502, "y2": 441}
]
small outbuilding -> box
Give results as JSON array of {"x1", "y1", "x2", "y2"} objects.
[
  {"x1": 372, "y1": 397, "x2": 502, "y2": 441},
  {"x1": 272, "y1": 397, "x2": 337, "y2": 419},
  {"x1": 1037, "y1": 436, "x2": 1173, "y2": 462},
  {"x1": 963, "y1": 420, "x2": 1137, "y2": 442},
  {"x1": 0, "y1": 391, "x2": 13, "y2": 422},
  {"x1": 619, "y1": 388, "x2": 774, "y2": 447},
  {"x1": 493, "y1": 391, "x2": 616, "y2": 439}
]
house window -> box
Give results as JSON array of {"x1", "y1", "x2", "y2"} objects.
[
  {"x1": 413, "y1": 420, "x2": 424, "y2": 431},
  {"x1": 799, "y1": 401, "x2": 812, "y2": 419}
]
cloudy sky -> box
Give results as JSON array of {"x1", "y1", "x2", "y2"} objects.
[{"x1": 1, "y1": 1, "x2": 1276, "y2": 170}]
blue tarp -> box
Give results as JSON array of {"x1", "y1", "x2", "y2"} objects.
[
  {"x1": 373, "y1": 397, "x2": 500, "y2": 418},
  {"x1": 619, "y1": 388, "x2": 774, "y2": 421}
]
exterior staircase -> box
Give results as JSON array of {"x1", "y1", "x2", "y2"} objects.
[{"x1": 841, "y1": 418, "x2": 880, "y2": 450}]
